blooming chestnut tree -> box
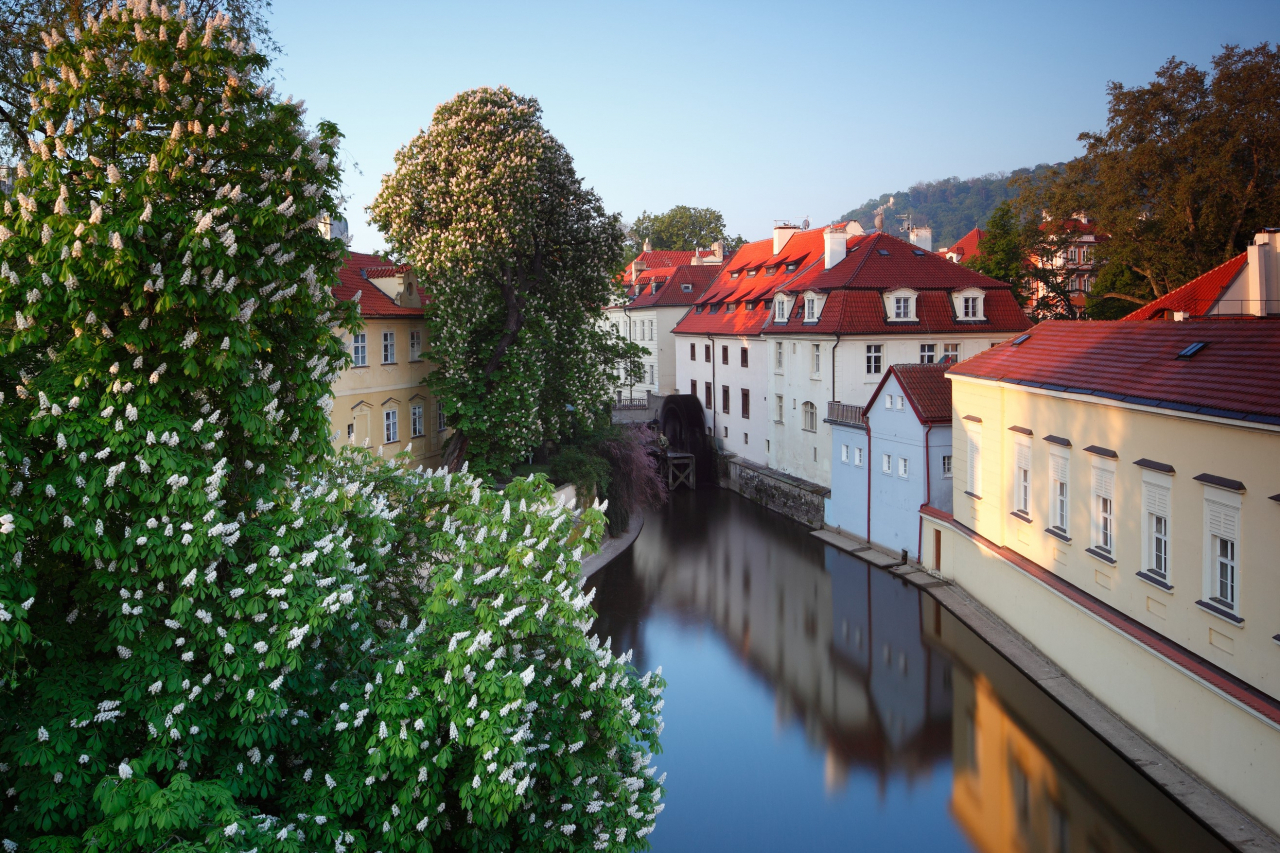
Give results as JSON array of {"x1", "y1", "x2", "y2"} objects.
[
  {"x1": 369, "y1": 87, "x2": 643, "y2": 474},
  {"x1": 0, "y1": 4, "x2": 664, "y2": 852}
]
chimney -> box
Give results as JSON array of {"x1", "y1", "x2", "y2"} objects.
[
  {"x1": 824, "y1": 227, "x2": 847, "y2": 270},
  {"x1": 709, "y1": 240, "x2": 724, "y2": 263},
  {"x1": 690, "y1": 250, "x2": 702, "y2": 266},
  {"x1": 642, "y1": 238, "x2": 652, "y2": 253},
  {"x1": 908, "y1": 226, "x2": 933, "y2": 252},
  {"x1": 1245, "y1": 230, "x2": 1280, "y2": 316},
  {"x1": 844, "y1": 221, "x2": 865, "y2": 237},
  {"x1": 773, "y1": 223, "x2": 800, "y2": 255}
]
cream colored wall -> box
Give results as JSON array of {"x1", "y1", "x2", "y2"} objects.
[
  {"x1": 330, "y1": 316, "x2": 446, "y2": 470},
  {"x1": 926, "y1": 513, "x2": 1280, "y2": 837},
  {"x1": 947, "y1": 375, "x2": 1280, "y2": 693}
]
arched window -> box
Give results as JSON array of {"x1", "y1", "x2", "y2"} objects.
[{"x1": 801, "y1": 401, "x2": 817, "y2": 432}]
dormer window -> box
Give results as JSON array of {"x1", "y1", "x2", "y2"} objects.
[
  {"x1": 682, "y1": 283, "x2": 693, "y2": 292},
  {"x1": 726, "y1": 302, "x2": 736, "y2": 313},
  {"x1": 731, "y1": 271, "x2": 740, "y2": 279},
  {"x1": 774, "y1": 298, "x2": 787, "y2": 323},
  {"x1": 804, "y1": 295, "x2": 817, "y2": 321},
  {"x1": 786, "y1": 262, "x2": 799, "y2": 273},
  {"x1": 885, "y1": 289, "x2": 918, "y2": 321},
  {"x1": 952, "y1": 287, "x2": 986, "y2": 321},
  {"x1": 765, "y1": 266, "x2": 777, "y2": 276},
  {"x1": 650, "y1": 282, "x2": 659, "y2": 295},
  {"x1": 747, "y1": 269, "x2": 757, "y2": 278}
]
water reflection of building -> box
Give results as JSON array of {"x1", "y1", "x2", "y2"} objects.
[
  {"x1": 592, "y1": 490, "x2": 952, "y2": 791},
  {"x1": 926, "y1": 601, "x2": 1230, "y2": 853}
]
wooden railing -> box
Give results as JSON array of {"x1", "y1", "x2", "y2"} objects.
[{"x1": 826, "y1": 401, "x2": 865, "y2": 426}]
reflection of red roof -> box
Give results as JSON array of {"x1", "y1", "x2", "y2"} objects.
[
  {"x1": 949, "y1": 318, "x2": 1280, "y2": 424},
  {"x1": 1123, "y1": 253, "x2": 1247, "y2": 321},
  {"x1": 867, "y1": 363, "x2": 952, "y2": 423},
  {"x1": 940, "y1": 228, "x2": 984, "y2": 262},
  {"x1": 333, "y1": 251, "x2": 422, "y2": 318}
]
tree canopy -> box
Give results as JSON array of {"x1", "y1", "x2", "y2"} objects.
[
  {"x1": 0, "y1": 8, "x2": 664, "y2": 852},
  {"x1": 0, "y1": 0, "x2": 276, "y2": 160},
  {"x1": 1013, "y1": 43, "x2": 1280, "y2": 313},
  {"x1": 370, "y1": 87, "x2": 640, "y2": 475},
  {"x1": 964, "y1": 201, "x2": 1085, "y2": 320},
  {"x1": 625, "y1": 205, "x2": 744, "y2": 257}
]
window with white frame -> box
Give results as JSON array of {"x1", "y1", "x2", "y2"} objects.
[
  {"x1": 943, "y1": 343, "x2": 960, "y2": 362},
  {"x1": 920, "y1": 344, "x2": 936, "y2": 364},
  {"x1": 409, "y1": 329, "x2": 422, "y2": 360},
  {"x1": 774, "y1": 298, "x2": 787, "y2": 322},
  {"x1": 1014, "y1": 442, "x2": 1031, "y2": 515},
  {"x1": 804, "y1": 296, "x2": 816, "y2": 321},
  {"x1": 941, "y1": 455, "x2": 952, "y2": 478},
  {"x1": 894, "y1": 296, "x2": 912, "y2": 319},
  {"x1": 410, "y1": 404, "x2": 424, "y2": 437},
  {"x1": 962, "y1": 296, "x2": 981, "y2": 318},
  {"x1": 1092, "y1": 467, "x2": 1115, "y2": 554},
  {"x1": 801, "y1": 401, "x2": 817, "y2": 432},
  {"x1": 841, "y1": 444, "x2": 849, "y2": 464},
  {"x1": 1143, "y1": 482, "x2": 1171, "y2": 580},
  {"x1": 967, "y1": 429, "x2": 982, "y2": 496},
  {"x1": 898, "y1": 457, "x2": 909, "y2": 479},
  {"x1": 812, "y1": 344, "x2": 821, "y2": 374},
  {"x1": 1206, "y1": 499, "x2": 1240, "y2": 611},
  {"x1": 895, "y1": 395, "x2": 904, "y2": 410},
  {"x1": 775, "y1": 395, "x2": 784, "y2": 422},
  {"x1": 882, "y1": 453, "x2": 892, "y2": 474},
  {"x1": 854, "y1": 447, "x2": 864, "y2": 467},
  {"x1": 866, "y1": 344, "x2": 883, "y2": 375},
  {"x1": 382, "y1": 330, "x2": 395, "y2": 364},
  {"x1": 884, "y1": 394, "x2": 893, "y2": 409},
  {"x1": 384, "y1": 409, "x2": 398, "y2": 443},
  {"x1": 775, "y1": 341, "x2": 784, "y2": 370},
  {"x1": 436, "y1": 401, "x2": 446, "y2": 432},
  {"x1": 1050, "y1": 453, "x2": 1069, "y2": 534},
  {"x1": 352, "y1": 332, "x2": 367, "y2": 367}
]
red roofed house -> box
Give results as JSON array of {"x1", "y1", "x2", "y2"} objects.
[
  {"x1": 604, "y1": 240, "x2": 726, "y2": 402},
  {"x1": 330, "y1": 251, "x2": 448, "y2": 469},
  {"x1": 939, "y1": 228, "x2": 985, "y2": 264},
  {"x1": 1029, "y1": 213, "x2": 1105, "y2": 310},
  {"x1": 1124, "y1": 229, "x2": 1280, "y2": 321},
  {"x1": 672, "y1": 221, "x2": 1030, "y2": 516},
  {"x1": 923, "y1": 318, "x2": 1280, "y2": 836}
]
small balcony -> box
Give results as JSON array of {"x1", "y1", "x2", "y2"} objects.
[{"x1": 826, "y1": 401, "x2": 865, "y2": 427}]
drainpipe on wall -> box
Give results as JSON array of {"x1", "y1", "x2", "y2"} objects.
[
  {"x1": 707, "y1": 333, "x2": 717, "y2": 441},
  {"x1": 865, "y1": 421, "x2": 873, "y2": 542},
  {"x1": 831, "y1": 334, "x2": 842, "y2": 402},
  {"x1": 919, "y1": 422, "x2": 933, "y2": 564}
]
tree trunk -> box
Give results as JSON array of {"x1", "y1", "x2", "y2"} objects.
[
  {"x1": 443, "y1": 431, "x2": 469, "y2": 472},
  {"x1": 1097, "y1": 291, "x2": 1152, "y2": 306}
]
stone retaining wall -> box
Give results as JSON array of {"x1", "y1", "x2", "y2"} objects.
[{"x1": 724, "y1": 456, "x2": 829, "y2": 529}]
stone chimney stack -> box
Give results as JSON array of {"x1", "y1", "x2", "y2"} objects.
[
  {"x1": 824, "y1": 227, "x2": 847, "y2": 270},
  {"x1": 642, "y1": 238, "x2": 652, "y2": 253},
  {"x1": 908, "y1": 226, "x2": 933, "y2": 252},
  {"x1": 1245, "y1": 229, "x2": 1280, "y2": 316},
  {"x1": 773, "y1": 223, "x2": 800, "y2": 255},
  {"x1": 690, "y1": 250, "x2": 703, "y2": 266}
]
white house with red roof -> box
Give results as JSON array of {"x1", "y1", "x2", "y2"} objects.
[
  {"x1": 1124, "y1": 229, "x2": 1280, "y2": 320},
  {"x1": 605, "y1": 241, "x2": 726, "y2": 401},
  {"x1": 925, "y1": 318, "x2": 1280, "y2": 836},
  {"x1": 938, "y1": 228, "x2": 984, "y2": 264},
  {"x1": 674, "y1": 222, "x2": 1030, "y2": 493},
  {"x1": 329, "y1": 252, "x2": 447, "y2": 469}
]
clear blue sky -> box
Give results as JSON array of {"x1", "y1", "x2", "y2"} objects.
[{"x1": 266, "y1": 0, "x2": 1279, "y2": 253}]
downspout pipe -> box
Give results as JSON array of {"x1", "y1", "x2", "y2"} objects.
[
  {"x1": 864, "y1": 420, "x2": 872, "y2": 543},
  {"x1": 919, "y1": 422, "x2": 933, "y2": 565},
  {"x1": 831, "y1": 334, "x2": 842, "y2": 402},
  {"x1": 707, "y1": 333, "x2": 717, "y2": 442}
]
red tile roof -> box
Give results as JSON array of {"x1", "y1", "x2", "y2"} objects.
[
  {"x1": 625, "y1": 265, "x2": 721, "y2": 308},
  {"x1": 867, "y1": 363, "x2": 953, "y2": 423},
  {"x1": 672, "y1": 229, "x2": 1030, "y2": 339},
  {"x1": 668, "y1": 302, "x2": 772, "y2": 336},
  {"x1": 362, "y1": 263, "x2": 412, "y2": 279},
  {"x1": 1122, "y1": 253, "x2": 1247, "y2": 321},
  {"x1": 622, "y1": 248, "x2": 721, "y2": 285},
  {"x1": 333, "y1": 251, "x2": 422, "y2": 318},
  {"x1": 940, "y1": 228, "x2": 984, "y2": 263},
  {"x1": 948, "y1": 318, "x2": 1280, "y2": 425}
]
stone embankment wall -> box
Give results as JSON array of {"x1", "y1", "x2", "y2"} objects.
[{"x1": 723, "y1": 456, "x2": 829, "y2": 529}]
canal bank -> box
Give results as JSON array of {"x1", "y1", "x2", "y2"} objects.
[{"x1": 586, "y1": 489, "x2": 1264, "y2": 853}]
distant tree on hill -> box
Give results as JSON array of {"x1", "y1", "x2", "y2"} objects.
[
  {"x1": 1014, "y1": 43, "x2": 1280, "y2": 314},
  {"x1": 840, "y1": 168, "x2": 1058, "y2": 249},
  {"x1": 626, "y1": 205, "x2": 744, "y2": 257}
]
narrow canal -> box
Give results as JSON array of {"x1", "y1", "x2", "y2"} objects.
[{"x1": 586, "y1": 489, "x2": 1233, "y2": 853}]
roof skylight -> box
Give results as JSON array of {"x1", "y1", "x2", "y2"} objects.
[
  {"x1": 1011, "y1": 334, "x2": 1031, "y2": 346},
  {"x1": 1177, "y1": 342, "x2": 1208, "y2": 358}
]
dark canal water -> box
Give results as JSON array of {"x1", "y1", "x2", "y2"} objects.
[{"x1": 586, "y1": 489, "x2": 1232, "y2": 853}]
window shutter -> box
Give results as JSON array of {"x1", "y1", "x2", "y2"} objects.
[
  {"x1": 967, "y1": 436, "x2": 978, "y2": 490},
  {"x1": 1143, "y1": 484, "x2": 1170, "y2": 516},
  {"x1": 1015, "y1": 444, "x2": 1030, "y2": 471},
  {"x1": 1092, "y1": 468, "x2": 1114, "y2": 500},
  {"x1": 1207, "y1": 500, "x2": 1238, "y2": 540},
  {"x1": 1051, "y1": 455, "x2": 1069, "y2": 484}
]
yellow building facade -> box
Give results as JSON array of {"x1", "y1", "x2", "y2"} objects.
[
  {"x1": 921, "y1": 318, "x2": 1280, "y2": 836},
  {"x1": 329, "y1": 252, "x2": 449, "y2": 469}
]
